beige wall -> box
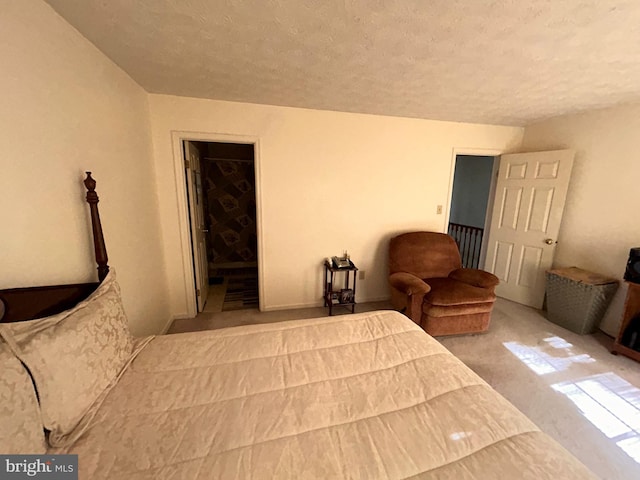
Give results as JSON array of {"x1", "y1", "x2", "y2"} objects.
[
  {"x1": 149, "y1": 95, "x2": 524, "y2": 317},
  {"x1": 522, "y1": 103, "x2": 640, "y2": 335},
  {"x1": 0, "y1": 1, "x2": 169, "y2": 335},
  {"x1": 4, "y1": 1, "x2": 635, "y2": 337}
]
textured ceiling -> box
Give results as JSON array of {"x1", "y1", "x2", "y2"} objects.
[{"x1": 45, "y1": 0, "x2": 640, "y2": 126}]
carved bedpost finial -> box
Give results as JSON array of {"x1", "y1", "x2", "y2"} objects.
[
  {"x1": 83, "y1": 172, "x2": 109, "y2": 282},
  {"x1": 84, "y1": 171, "x2": 98, "y2": 204}
]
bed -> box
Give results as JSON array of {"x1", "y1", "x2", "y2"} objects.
[{"x1": 0, "y1": 174, "x2": 596, "y2": 479}]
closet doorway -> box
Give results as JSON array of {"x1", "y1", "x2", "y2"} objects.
[{"x1": 184, "y1": 140, "x2": 259, "y2": 313}]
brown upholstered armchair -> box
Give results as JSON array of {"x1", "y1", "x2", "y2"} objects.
[{"x1": 389, "y1": 232, "x2": 499, "y2": 336}]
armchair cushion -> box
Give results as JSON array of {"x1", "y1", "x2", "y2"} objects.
[
  {"x1": 389, "y1": 232, "x2": 461, "y2": 279},
  {"x1": 389, "y1": 272, "x2": 431, "y2": 296},
  {"x1": 423, "y1": 278, "x2": 496, "y2": 306},
  {"x1": 449, "y1": 268, "x2": 499, "y2": 289}
]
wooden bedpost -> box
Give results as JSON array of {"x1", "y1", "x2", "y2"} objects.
[{"x1": 84, "y1": 172, "x2": 110, "y2": 282}]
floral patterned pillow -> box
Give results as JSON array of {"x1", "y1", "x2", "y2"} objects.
[
  {"x1": 0, "y1": 341, "x2": 47, "y2": 453},
  {"x1": 0, "y1": 270, "x2": 133, "y2": 446}
]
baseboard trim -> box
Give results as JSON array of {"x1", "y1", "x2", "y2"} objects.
[
  {"x1": 262, "y1": 295, "x2": 391, "y2": 312},
  {"x1": 261, "y1": 302, "x2": 321, "y2": 312},
  {"x1": 159, "y1": 316, "x2": 175, "y2": 335}
]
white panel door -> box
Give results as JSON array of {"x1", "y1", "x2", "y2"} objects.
[
  {"x1": 184, "y1": 141, "x2": 209, "y2": 313},
  {"x1": 484, "y1": 150, "x2": 574, "y2": 308}
]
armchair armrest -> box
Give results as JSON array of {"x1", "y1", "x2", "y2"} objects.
[
  {"x1": 389, "y1": 272, "x2": 431, "y2": 296},
  {"x1": 449, "y1": 268, "x2": 499, "y2": 289},
  {"x1": 389, "y1": 272, "x2": 431, "y2": 326}
]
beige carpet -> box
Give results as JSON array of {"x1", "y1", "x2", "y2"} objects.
[{"x1": 167, "y1": 298, "x2": 640, "y2": 479}]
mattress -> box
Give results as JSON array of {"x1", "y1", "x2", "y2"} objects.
[{"x1": 49, "y1": 310, "x2": 595, "y2": 479}]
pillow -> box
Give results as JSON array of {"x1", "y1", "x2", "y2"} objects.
[
  {"x1": 0, "y1": 269, "x2": 133, "y2": 446},
  {"x1": 0, "y1": 340, "x2": 47, "y2": 453}
]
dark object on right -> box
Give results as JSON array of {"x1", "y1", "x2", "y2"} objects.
[
  {"x1": 621, "y1": 314, "x2": 640, "y2": 351},
  {"x1": 624, "y1": 247, "x2": 640, "y2": 284}
]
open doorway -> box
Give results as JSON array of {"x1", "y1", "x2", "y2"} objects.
[
  {"x1": 447, "y1": 154, "x2": 498, "y2": 269},
  {"x1": 184, "y1": 140, "x2": 259, "y2": 313}
]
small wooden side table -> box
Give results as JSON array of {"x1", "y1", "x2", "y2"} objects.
[
  {"x1": 323, "y1": 260, "x2": 358, "y2": 315},
  {"x1": 611, "y1": 282, "x2": 640, "y2": 362}
]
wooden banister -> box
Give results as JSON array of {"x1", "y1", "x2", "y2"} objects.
[{"x1": 447, "y1": 222, "x2": 484, "y2": 269}]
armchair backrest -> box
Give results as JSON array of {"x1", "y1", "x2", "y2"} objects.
[{"x1": 389, "y1": 232, "x2": 462, "y2": 279}]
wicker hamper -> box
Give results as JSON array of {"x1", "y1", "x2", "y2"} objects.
[{"x1": 545, "y1": 267, "x2": 619, "y2": 335}]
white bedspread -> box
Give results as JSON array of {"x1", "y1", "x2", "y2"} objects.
[{"x1": 50, "y1": 310, "x2": 595, "y2": 479}]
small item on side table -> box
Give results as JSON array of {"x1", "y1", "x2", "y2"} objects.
[
  {"x1": 340, "y1": 289, "x2": 354, "y2": 304},
  {"x1": 332, "y1": 256, "x2": 351, "y2": 269}
]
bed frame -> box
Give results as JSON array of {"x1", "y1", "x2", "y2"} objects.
[{"x1": 0, "y1": 172, "x2": 109, "y2": 323}]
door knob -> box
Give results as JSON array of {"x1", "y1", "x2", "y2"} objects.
[{"x1": 544, "y1": 238, "x2": 554, "y2": 245}]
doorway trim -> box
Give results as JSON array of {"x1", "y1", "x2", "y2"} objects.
[
  {"x1": 445, "y1": 147, "x2": 504, "y2": 269},
  {"x1": 171, "y1": 130, "x2": 265, "y2": 318}
]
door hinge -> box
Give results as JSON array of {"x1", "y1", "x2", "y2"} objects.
[
  {"x1": 196, "y1": 288, "x2": 201, "y2": 297},
  {"x1": 185, "y1": 158, "x2": 191, "y2": 169}
]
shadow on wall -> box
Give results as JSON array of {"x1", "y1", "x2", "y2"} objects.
[{"x1": 371, "y1": 228, "x2": 430, "y2": 304}]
